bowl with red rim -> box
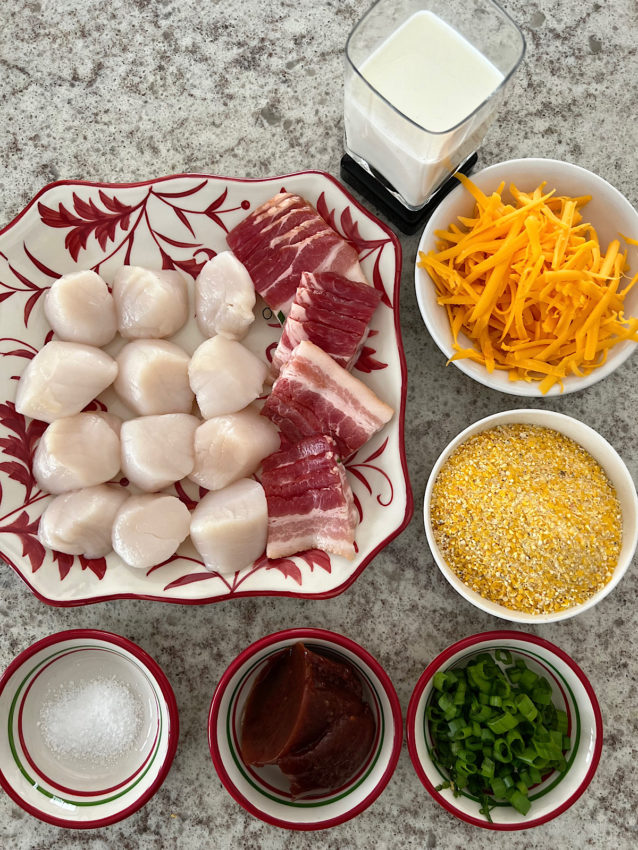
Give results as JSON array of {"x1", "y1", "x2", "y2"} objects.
[
  {"x1": 208, "y1": 627, "x2": 402, "y2": 831},
  {"x1": 0, "y1": 629, "x2": 179, "y2": 829},
  {"x1": 407, "y1": 631, "x2": 603, "y2": 830}
]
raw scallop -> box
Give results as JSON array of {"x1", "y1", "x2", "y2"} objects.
[
  {"x1": 189, "y1": 407, "x2": 280, "y2": 491},
  {"x1": 114, "y1": 339, "x2": 194, "y2": 415},
  {"x1": 190, "y1": 478, "x2": 267, "y2": 574},
  {"x1": 120, "y1": 413, "x2": 199, "y2": 491},
  {"x1": 44, "y1": 270, "x2": 117, "y2": 346},
  {"x1": 15, "y1": 341, "x2": 118, "y2": 424},
  {"x1": 112, "y1": 493, "x2": 190, "y2": 569},
  {"x1": 195, "y1": 252, "x2": 256, "y2": 340},
  {"x1": 38, "y1": 484, "x2": 129, "y2": 558},
  {"x1": 112, "y1": 266, "x2": 189, "y2": 339},
  {"x1": 33, "y1": 412, "x2": 121, "y2": 494},
  {"x1": 188, "y1": 336, "x2": 267, "y2": 419}
]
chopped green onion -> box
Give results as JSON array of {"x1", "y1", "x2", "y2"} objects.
[
  {"x1": 493, "y1": 738, "x2": 513, "y2": 763},
  {"x1": 487, "y1": 711, "x2": 519, "y2": 735},
  {"x1": 515, "y1": 693, "x2": 538, "y2": 722},
  {"x1": 425, "y1": 649, "x2": 571, "y2": 822},
  {"x1": 507, "y1": 788, "x2": 531, "y2": 816}
]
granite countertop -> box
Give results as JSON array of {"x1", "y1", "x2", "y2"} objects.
[{"x1": 1, "y1": 0, "x2": 637, "y2": 847}]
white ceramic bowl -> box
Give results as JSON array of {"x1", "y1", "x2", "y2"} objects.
[
  {"x1": 0, "y1": 629, "x2": 178, "y2": 828},
  {"x1": 414, "y1": 157, "x2": 638, "y2": 396},
  {"x1": 407, "y1": 630, "x2": 603, "y2": 830},
  {"x1": 424, "y1": 409, "x2": 638, "y2": 623},
  {"x1": 208, "y1": 628, "x2": 402, "y2": 831}
]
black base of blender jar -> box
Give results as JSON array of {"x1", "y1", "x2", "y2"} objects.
[{"x1": 340, "y1": 152, "x2": 479, "y2": 236}]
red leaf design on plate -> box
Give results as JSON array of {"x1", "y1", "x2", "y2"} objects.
[
  {"x1": 38, "y1": 192, "x2": 137, "y2": 262},
  {"x1": 173, "y1": 480, "x2": 199, "y2": 511},
  {"x1": 265, "y1": 555, "x2": 302, "y2": 585},
  {"x1": 316, "y1": 191, "x2": 338, "y2": 231},
  {"x1": 173, "y1": 257, "x2": 206, "y2": 279},
  {"x1": 207, "y1": 188, "x2": 228, "y2": 211},
  {"x1": 346, "y1": 437, "x2": 393, "y2": 508},
  {"x1": 0, "y1": 510, "x2": 46, "y2": 571},
  {"x1": 204, "y1": 189, "x2": 231, "y2": 232},
  {"x1": 154, "y1": 179, "x2": 209, "y2": 199},
  {"x1": 341, "y1": 209, "x2": 390, "y2": 254},
  {"x1": 0, "y1": 292, "x2": 14, "y2": 305},
  {"x1": 98, "y1": 189, "x2": 134, "y2": 213},
  {"x1": 172, "y1": 206, "x2": 196, "y2": 237},
  {"x1": 298, "y1": 548, "x2": 332, "y2": 573},
  {"x1": 82, "y1": 398, "x2": 107, "y2": 412},
  {"x1": 255, "y1": 547, "x2": 332, "y2": 584},
  {"x1": 352, "y1": 492, "x2": 363, "y2": 524},
  {"x1": 7, "y1": 263, "x2": 42, "y2": 290},
  {"x1": 353, "y1": 345, "x2": 387, "y2": 373},
  {"x1": 158, "y1": 247, "x2": 176, "y2": 270},
  {"x1": 0, "y1": 402, "x2": 46, "y2": 501},
  {"x1": 348, "y1": 465, "x2": 373, "y2": 495},
  {"x1": 164, "y1": 571, "x2": 216, "y2": 590},
  {"x1": 24, "y1": 289, "x2": 46, "y2": 326},
  {"x1": 1, "y1": 348, "x2": 36, "y2": 359},
  {"x1": 0, "y1": 460, "x2": 33, "y2": 492},
  {"x1": 38, "y1": 199, "x2": 84, "y2": 230},
  {"x1": 194, "y1": 247, "x2": 217, "y2": 261},
  {"x1": 53, "y1": 550, "x2": 74, "y2": 580},
  {"x1": 372, "y1": 251, "x2": 392, "y2": 309},
  {"x1": 22, "y1": 244, "x2": 60, "y2": 279},
  {"x1": 155, "y1": 231, "x2": 201, "y2": 249},
  {"x1": 79, "y1": 555, "x2": 107, "y2": 580},
  {"x1": 356, "y1": 437, "x2": 389, "y2": 465}
]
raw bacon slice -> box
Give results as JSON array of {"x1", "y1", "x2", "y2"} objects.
[
  {"x1": 227, "y1": 193, "x2": 309, "y2": 258},
  {"x1": 261, "y1": 435, "x2": 357, "y2": 560},
  {"x1": 261, "y1": 340, "x2": 393, "y2": 459},
  {"x1": 226, "y1": 193, "x2": 367, "y2": 318},
  {"x1": 270, "y1": 271, "x2": 382, "y2": 376}
]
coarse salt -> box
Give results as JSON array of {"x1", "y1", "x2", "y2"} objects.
[{"x1": 38, "y1": 675, "x2": 143, "y2": 764}]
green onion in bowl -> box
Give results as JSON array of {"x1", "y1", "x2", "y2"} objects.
[
  {"x1": 427, "y1": 650, "x2": 570, "y2": 820},
  {"x1": 407, "y1": 632, "x2": 603, "y2": 831}
]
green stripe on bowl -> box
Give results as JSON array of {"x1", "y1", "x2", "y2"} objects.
[
  {"x1": 422, "y1": 646, "x2": 581, "y2": 807},
  {"x1": 225, "y1": 646, "x2": 385, "y2": 809},
  {"x1": 7, "y1": 645, "x2": 164, "y2": 808}
]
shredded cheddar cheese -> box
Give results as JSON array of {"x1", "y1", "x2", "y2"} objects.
[{"x1": 418, "y1": 175, "x2": 638, "y2": 392}]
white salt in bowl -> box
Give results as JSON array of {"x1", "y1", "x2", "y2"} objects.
[
  {"x1": 407, "y1": 631, "x2": 603, "y2": 830},
  {"x1": 208, "y1": 628, "x2": 402, "y2": 830},
  {"x1": 0, "y1": 629, "x2": 178, "y2": 828},
  {"x1": 424, "y1": 409, "x2": 638, "y2": 623},
  {"x1": 414, "y1": 158, "x2": 638, "y2": 396}
]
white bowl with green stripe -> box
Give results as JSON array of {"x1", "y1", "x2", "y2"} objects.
[
  {"x1": 407, "y1": 630, "x2": 603, "y2": 830},
  {"x1": 0, "y1": 629, "x2": 178, "y2": 828},
  {"x1": 208, "y1": 628, "x2": 402, "y2": 830}
]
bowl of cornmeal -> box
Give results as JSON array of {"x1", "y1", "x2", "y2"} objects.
[{"x1": 424, "y1": 409, "x2": 637, "y2": 623}]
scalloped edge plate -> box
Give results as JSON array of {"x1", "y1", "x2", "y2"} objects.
[{"x1": 0, "y1": 171, "x2": 412, "y2": 606}]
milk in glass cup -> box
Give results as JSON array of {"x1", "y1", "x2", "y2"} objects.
[{"x1": 344, "y1": 0, "x2": 525, "y2": 210}]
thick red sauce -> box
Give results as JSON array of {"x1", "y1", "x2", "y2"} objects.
[{"x1": 240, "y1": 642, "x2": 376, "y2": 797}]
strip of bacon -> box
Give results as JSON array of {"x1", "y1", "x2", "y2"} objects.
[
  {"x1": 226, "y1": 193, "x2": 367, "y2": 318},
  {"x1": 261, "y1": 340, "x2": 393, "y2": 459},
  {"x1": 261, "y1": 435, "x2": 357, "y2": 560},
  {"x1": 270, "y1": 272, "x2": 382, "y2": 376}
]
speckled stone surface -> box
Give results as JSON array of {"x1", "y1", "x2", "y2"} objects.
[{"x1": 1, "y1": 0, "x2": 637, "y2": 847}]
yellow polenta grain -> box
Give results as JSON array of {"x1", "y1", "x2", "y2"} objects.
[{"x1": 430, "y1": 424, "x2": 622, "y2": 615}]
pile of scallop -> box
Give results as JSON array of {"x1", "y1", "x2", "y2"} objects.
[{"x1": 17, "y1": 193, "x2": 394, "y2": 575}]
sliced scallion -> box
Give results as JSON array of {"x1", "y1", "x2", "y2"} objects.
[{"x1": 426, "y1": 649, "x2": 570, "y2": 821}]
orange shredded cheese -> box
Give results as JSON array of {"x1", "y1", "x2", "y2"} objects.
[{"x1": 418, "y1": 175, "x2": 638, "y2": 392}]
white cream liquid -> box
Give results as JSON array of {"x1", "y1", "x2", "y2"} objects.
[{"x1": 344, "y1": 11, "x2": 505, "y2": 207}]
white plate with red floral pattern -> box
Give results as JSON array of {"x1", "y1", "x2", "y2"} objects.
[{"x1": 0, "y1": 171, "x2": 412, "y2": 606}]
